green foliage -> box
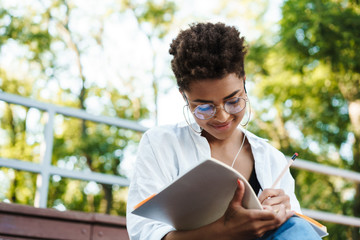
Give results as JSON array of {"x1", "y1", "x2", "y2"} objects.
[
  {"x1": 0, "y1": 0, "x2": 164, "y2": 216},
  {"x1": 0, "y1": 102, "x2": 44, "y2": 163},
  {"x1": 0, "y1": 9, "x2": 52, "y2": 58},
  {"x1": 124, "y1": 0, "x2": 176, "y2": 39},
  {"x1": 0, "y1": 168, "x2": 37, "y2": 205},
  {"x1": 52, "y1": 116, "x2": 142, "y2": 176},
  {"x1": 252, "y1": 59, "x2": 350, "y2": 150},
  {"x1": 247, "y1": 0, "x2": 360, "y2": 239},
  {"x1": 280, "y1": 0, "x2": 360, "y2": 100},
  {"x1": 47, "y1": 177, "x2": 128, "y2": 216}
]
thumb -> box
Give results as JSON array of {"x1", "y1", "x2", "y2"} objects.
[{"x1": 230, "y1": 179, "x2": 245, "y2": 207}]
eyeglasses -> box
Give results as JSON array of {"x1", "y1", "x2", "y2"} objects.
[{"x1": 189, "y1": 97, "x2": 247, "y2": 120}]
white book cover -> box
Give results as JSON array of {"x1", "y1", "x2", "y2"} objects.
[
  {"x1": 131, "y1": 158, "x2": 328, "y2": 238},
  {"x1": 132, "y1": 158, "x2": 262, "y2": 230}
]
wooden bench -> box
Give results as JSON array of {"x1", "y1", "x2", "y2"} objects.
[{"x1": 0, "y1": 203, "x2": 129, "y2": 240}]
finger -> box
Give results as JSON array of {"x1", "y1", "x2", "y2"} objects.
[
  {"x1": 262, "y1": 205, "x2": 273, "y2": 212},
  {"x1": 276, "y1": 204, "x2": 286, "y2": 217},
  {"x1": 270, "y1": 204, "x2": 285, "y2": 227},
  {"x1": 270, "y1": 205, "x2": 281, "y2": 214},
  {"x1": 223, "y1": 179, "x2": 246, "y2": 224},
  {"x1": 265, "y1": 202, "x2": 284, "y2": 214},
  {"x1": 274, "y1": 204, "x2": 294, "y2": 228},
  {"x1": 249, "y1": 209, "x2": 277, "y2": 221},
  {"x1": 262, "y1": 194, "x2": 290, "y2": 209},
  {"x1": 251, "y1": 218, "x2": 280, "y2": 237},
  {"x1": 271, "y1": 208, "x2": 295, "y2": 230},
  {"x1": 230, "y1": 179, "x2": 245, "y2": 208},
  {"x1": 262, "y1": 195, "x2": 285, "y2": 206},
  {"x1": 258, "y1": 189, "x2": 270, "y2": 203},
  {"x1": 284, "y1": 199, "x2": 291, "y2": 210},
  {"x1": 259, "y1": 189, "x2": 276, "y2": 203},
  {"x1": 259, "y1": 189, "x2": 284, "y2": 203}
]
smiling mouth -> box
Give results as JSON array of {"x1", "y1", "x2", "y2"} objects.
[{"x1": 211, "y1": 121, "x2": 232, "y2": 130}]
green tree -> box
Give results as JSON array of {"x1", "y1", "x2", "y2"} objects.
[
  {"x1": 280, "y1": 1, "x2": 360, "y2": 239},
  {"x1": 0, "y1": 0, "x2": 176, "y2": 215},
  {"x1": 246, "y1": 0, "x2": 360, "y2": 239}
]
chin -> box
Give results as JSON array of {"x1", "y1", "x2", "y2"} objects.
[{"x1": 204, "y1": 122, "x2": 240, "y2": 140}]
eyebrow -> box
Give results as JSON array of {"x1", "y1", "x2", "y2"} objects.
[{"x1": 192, "y1": 89, "x2": 242, "y2": 103}]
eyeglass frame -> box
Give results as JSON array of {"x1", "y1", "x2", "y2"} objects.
[{"x1": 181, "y1": 87, "x2": 248, "y2": 120}]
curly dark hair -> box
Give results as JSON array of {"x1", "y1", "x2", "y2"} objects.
[{"x1": 169, "y1": 22, "x2": 247, "y2": 91}]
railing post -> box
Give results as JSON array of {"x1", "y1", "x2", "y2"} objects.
[{"x1": 35, "y1": 109, "x2": 55, "y2": 208}]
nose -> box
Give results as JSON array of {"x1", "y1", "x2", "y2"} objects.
[{"x1": 214, "y1": 107, "x2": 230, "y2": 122}]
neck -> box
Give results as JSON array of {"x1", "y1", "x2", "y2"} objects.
[{"x1": 202, "y1": 128, "x2": 243, "y2": 147}]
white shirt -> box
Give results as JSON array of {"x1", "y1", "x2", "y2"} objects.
[{"x1": 126, "y1": 122, "x2": 301, "y2": 240}]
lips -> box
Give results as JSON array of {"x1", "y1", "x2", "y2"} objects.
[{"x1": 211, "y1": 121, "x2": 232, "y2": 131}]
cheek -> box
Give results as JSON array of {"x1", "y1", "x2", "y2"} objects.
[
  {"x1": 236, "y1": 109, "x2": 249, "y2": 125},
  {"x1": 237, "y1": 111, "x2": 246, "y2": 119},
  {"x1": 194, "y1": 118, "x2": 208, "y2": 128},
  {"x1": 228, "y1": 112, "x2": 245, "y2": 126}
]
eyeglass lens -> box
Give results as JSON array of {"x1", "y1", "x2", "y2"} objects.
[{"x1": 193, "y1": 97, "x2": 246, "y2": 120}]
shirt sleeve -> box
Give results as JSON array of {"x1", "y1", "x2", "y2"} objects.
[{"x1": 126, "y1": 132, "x2": 176, "y2": 240}]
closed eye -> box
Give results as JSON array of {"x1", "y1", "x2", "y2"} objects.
[
  {"x1": 226, "y1": 98, "x2": 240, "y2": 105},
  {"x1": 197, "y1": 104, "x2": 214, "y2": 111}
]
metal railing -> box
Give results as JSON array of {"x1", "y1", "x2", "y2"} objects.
[
  {"x1": 1, "y1": 91, "x2": 360, "y2": 227},
  {"x1": 292, "y1": 159, "x2": 360, "y2": 227},
  {"x1": 0, "y1": 91, "x2": 147, "y2": 208}
]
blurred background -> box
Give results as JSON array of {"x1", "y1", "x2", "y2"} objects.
[{"x1": 0, "y1": 0, "x2": 359, "y2": 239}]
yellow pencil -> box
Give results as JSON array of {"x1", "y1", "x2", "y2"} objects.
[{"x1": 271, "y1": 153, "x2": 298, "y2": 189}]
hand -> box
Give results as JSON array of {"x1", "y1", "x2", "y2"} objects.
[
  {"x1": 258, "y1": 188, "x2": 291, "y2": 212},
  {"x1": 218, "y1": 180, "x2": 293, "y2": 240},
  {"x1": 258, "y1": 188, "x2": 294, "y2": 231}
]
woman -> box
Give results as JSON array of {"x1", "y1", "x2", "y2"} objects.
[{"x1": 126, "y1": 22, "x2": 321, "y2": 240}]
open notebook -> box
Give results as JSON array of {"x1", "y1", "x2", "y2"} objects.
[{"x1": 132, "y1": 158, "x2": 328, "y2": 237}]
